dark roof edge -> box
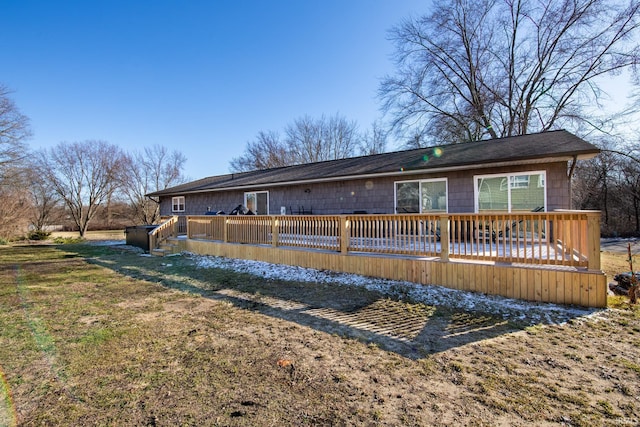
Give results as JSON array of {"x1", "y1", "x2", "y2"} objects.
[
  {"x1": 147, "y1": 130, "x2": 600, "y2": 197},
  {"x1": 151, "y1": 154, "x2": 586, "y2": 197}
]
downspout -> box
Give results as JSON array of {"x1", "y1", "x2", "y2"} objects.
[{"x1": 567, "y1": 155, "x2": 578, "y2": 209}]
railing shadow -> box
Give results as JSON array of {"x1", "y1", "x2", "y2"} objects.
[{"x1": 79, "y1": 245, "x2": 596, "y2": 360}]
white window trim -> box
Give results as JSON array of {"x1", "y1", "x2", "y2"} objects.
[
  {"x1": 244, "y1": 190, "x2": 269, "y2": 215},
  {"x1": 510, "y1": 175, "x2": 530, "y2": 189},
  {"x1": 394, "y1": 178, "x2": 448, "y2": 213},
  {"x1": 474, "y1": 171, "x2": 546, "y2": 213},
  {"x1": 171, "y1": 196, "x2": 185, "y2": 213}
]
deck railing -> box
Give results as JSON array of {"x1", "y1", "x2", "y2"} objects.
[
  {"x1": 447, "y1": 211, "x2": 600, "y2": 269},
  {"x1": 149, "y1": 215, "x2": 179, "y2": 250},
  {"x1": 347, "y1": 214, "x2": 441, "y2": 257},
  {"x1": 185, "y1": 211, "x2": 601, "y2": 270},
  {"x1": 160, "y1": 215, "x2": 187, "y2": 234}
]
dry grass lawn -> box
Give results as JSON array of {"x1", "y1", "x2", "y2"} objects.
[{"x1": 1, "y1": 243, "x2": 639, "y2": 426}]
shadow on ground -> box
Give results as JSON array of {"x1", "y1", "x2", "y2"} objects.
[{"x1": 74, "y1": 244, "x2": 592, "y2": 360}]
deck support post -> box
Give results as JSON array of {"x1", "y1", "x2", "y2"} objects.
[
  {"x1": 272, "y1": 217, "x2": 279, "y2": 247},
  {"x1": 340, "y1": 216, "x2": 349, "y2": 254},
  {"x1": 586, "y1": 211, "x2": 601, "y2": 270},
  {"x1": 440, "y1": 214, "x2": 450, "y2": 262}
]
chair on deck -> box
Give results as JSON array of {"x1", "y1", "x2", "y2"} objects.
[
  {"x1": 478, "y1": 206, "x2": 545, "y2": 243},
  {"x1": 295, "y1": 206, "x2": 313, "y2": 215}
]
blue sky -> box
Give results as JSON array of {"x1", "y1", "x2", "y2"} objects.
[{"x1": 1, "y1": 0, "x2": 427, "y2": 180}]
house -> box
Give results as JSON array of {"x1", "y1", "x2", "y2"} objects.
[
  {"x1": 148, "y1": 130, "x2": 600, "y2": 217},
  {"x1": 146, "y1": 130, "x2": 607, "y2": 308}
]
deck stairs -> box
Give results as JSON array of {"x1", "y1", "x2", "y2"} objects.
[{"x1": 150, "y1": 237, "x2": 182, "y2": 257}]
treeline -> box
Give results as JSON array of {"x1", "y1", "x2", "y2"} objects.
[
  {"x1": 573, "y1": 139, "x2": 640, "y2": 237},
  {"x1": 229, "y1": 114, "x2": 387, "y2": 172},
  {"x1": 0, "y1": 141, "x2": 186, "y2": 240},
  {"x1": 0, "y1": 83, "x2": 187, "y2": 240}
]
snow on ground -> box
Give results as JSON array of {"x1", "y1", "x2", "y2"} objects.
[
  {"x1": 87, "y1": 240, "x2": 127, "y2": 246},
  {"x1": 187, "y1": 252, "x2": 602, "y2": 326},
  {"x1": 87, "y1": 239, "x2": 608, "y2": 325},
  {"x1": 89, "y1": 240, "x2": 607, "y2": 325}
]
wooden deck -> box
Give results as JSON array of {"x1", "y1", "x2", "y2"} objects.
[{"x1": 155, "y1": 211, "x2": 607, "y2": 308}]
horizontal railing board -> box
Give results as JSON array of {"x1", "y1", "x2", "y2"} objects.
[{"x1": 184, "y1": 211, "x2": 600, "y2": 270}]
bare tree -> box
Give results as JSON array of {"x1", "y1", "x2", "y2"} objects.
[
  {"x1": 0, "y1": 84, "x2": 32, "y2": 238},
  {"x1": 572, "y1": 135, "x2": 640, "y2": 236},
  {"x1": 38, "y1": 140, "x2": 126, "y2": 237},
  {"x1": 359, "y1": 120, "x2": 388, "y2": 155},
  {"x1": 320, "y1": 114, "x2": 360, "y2": 160},
  {"x1": 619, "y1": 155, "x2": 640, "y2": 232},
  {"x1": 0, "y1": 185, "x2": 31, "y2": 239},
  {"x1": 287, "y1": 114, "x2": 360, "y2": 163},
  {"x1": 380, "y1": 0, "x2": 640, "y2": 146},
  {"x1": 229, "y1": 131, "x2": 289, "y2": 172},
  {"x1": 231, "y1": 113, "x2": 363, "y2": 172},
  {"x1": 24, "y1": 165, "x2": 61, "y2": 232},
  {"x1": 609, "y1": 141, "x2": 640, "y2": 233},
  {"x1": 0, "y1": 84, "x2": 31, "y2": 182},
  {"x1": 121, "y1": 145, "x2": 187, "y2": 224}
]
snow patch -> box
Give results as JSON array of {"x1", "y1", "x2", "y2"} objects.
[
  {"x1": 87, "y1": 240, "x2": 126, "y2": 246},
  {"x1": 187, "y1": 252, "x2": 601, "y2": 326}
]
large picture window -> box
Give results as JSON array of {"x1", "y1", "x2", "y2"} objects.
[
  {"x1": 172, "y1": 196, "x2": 185, "y2": 212},
  {"x1": 395, "y1": 179, "x2": 447, "y2": 213},
  {"x1": 475, "y1": 172, "x2": 546, "y2": 212},
  {"x1": 244, "y1": 191, "x2": 269, "y2": 215}
]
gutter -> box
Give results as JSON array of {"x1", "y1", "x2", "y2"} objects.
[{"x1": 151, "y1": 155, "x2": 585, "y2": 197}]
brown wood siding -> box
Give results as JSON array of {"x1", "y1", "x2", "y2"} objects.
[{"x1": 159, "y1": 161, "x2": 570, "y2": 216}]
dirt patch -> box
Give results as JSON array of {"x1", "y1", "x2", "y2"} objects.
[{"x1": 2, "y1": 244, "x2": 640, "y2": 426}]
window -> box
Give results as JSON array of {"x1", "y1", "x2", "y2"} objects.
[
  {"x1": 510, "y1": 175, "x2": 530, "y2": 189},
  {"x1": 244, "y1": 191, "x2": 269, "y2": 215},
  {"x1": 395, "y1": 179, "x2": 447, "y2": 213},
  {"x1": 172, "y1": 196, "x2": 185, "y2": 212},
  {"x1": 500, "y1": 175, "x2": 530, "y2": 190},
  {"x1": 475, "y1": 172, "x2": 546, "y2": 212}
]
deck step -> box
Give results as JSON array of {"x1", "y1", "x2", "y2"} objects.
[
  {"x1": 150, "y1": 248, "x2": 169, "y2": 257},
  {"x1": 150, "y1": 236, "x2": 185, "y2": 257},
  {"x1": 151, "y1": 240, "x2": 181, "y2": 256}
]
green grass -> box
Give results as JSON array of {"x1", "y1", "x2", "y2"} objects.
[{"x1": 1, "y1": 244, "x2": 639, "y2": 426}]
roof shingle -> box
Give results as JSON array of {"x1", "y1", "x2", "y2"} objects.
[{"x1": 149, "y1": 130, "x2": 599, "y2": 197}]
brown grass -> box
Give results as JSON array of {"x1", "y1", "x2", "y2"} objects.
[
  {"x1": 50, "y1": 230, "x2": 125, "y2": 241},
  {"x1": 1, "y1": 243, "x2": 639, "y2": 426}
]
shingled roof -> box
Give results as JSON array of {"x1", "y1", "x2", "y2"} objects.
[{"x1": 148, "y1": 130, "x2": 599, "y2": 197}]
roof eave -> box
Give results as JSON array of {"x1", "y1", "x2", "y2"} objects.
[{"x1": 152, "y1": 154, "x2": 590, "y2": 197}]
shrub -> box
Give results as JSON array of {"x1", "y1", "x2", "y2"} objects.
[
  {"x1": 28, "y1": 230, "x2": 52, "y2": 241},
  {"x1": 52, "y1": 236, "x2": 85, "y2": 244}
]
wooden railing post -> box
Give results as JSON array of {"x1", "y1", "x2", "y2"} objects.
[
  {"x1": 149, "y1": 232, "x2": 156, "y2": 252},
  {"x1": 586, "y1": 211, "x2": 601, "y2": 270},
  {"x1": 440, "y1": 214, "x2": 449, "y2": 262},
  {"x1": 340, "y1": 216, "x2": 349, "y2": 254},
  {"x1": 272, "y1": 216, "x2": 279, "y2": 247},
  {"x1": 223, "y1": 218, "x2": 229, "y2": 243}
]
